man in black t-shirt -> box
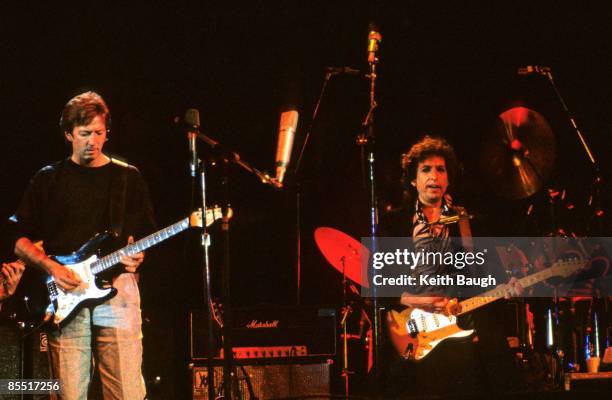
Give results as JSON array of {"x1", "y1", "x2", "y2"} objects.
[{"x1": 13, "y1": 92, "x2": 155, "y2": 400}]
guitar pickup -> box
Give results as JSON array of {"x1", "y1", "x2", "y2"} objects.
[{"x1": 407, "y1": 319, "x2": 419, "y2": 336}]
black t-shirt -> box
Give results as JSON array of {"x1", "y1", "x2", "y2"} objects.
[{"x1": 13, "y1": 158, "x2": 156, "y2": 255}]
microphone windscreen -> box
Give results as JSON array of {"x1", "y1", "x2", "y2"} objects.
[
  {"x1": 185, "y1": 108, "x2": 200, "y2": 128},
  {"x1": 279, "y1": 110, "x2": 299, "y2": 133}
]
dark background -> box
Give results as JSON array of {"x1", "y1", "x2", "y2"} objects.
[{"x1": 1, "y1": 1, "x2": 610, "y2": 396}]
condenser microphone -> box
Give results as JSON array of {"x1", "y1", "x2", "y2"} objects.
[
  {"x1": 274, "y1": 110, "x2": 299, "y2": 186},
  {"x1": 184, "y1": 108, "x2": 200, "y2": 177}
]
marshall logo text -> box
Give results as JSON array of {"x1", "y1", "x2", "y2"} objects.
[{"x1": 246, "y1": 320, "x2": 279, "y2": 329}]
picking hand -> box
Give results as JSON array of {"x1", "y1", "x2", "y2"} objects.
[{"x1": 50, "y1": 263, "x2": 82, "y2": 291}]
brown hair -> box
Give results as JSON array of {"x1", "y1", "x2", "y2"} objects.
[
  {"x1": 59, "y1": 91, "x2": 111, "y2": 135},
  {"x1": 401, "y1": 135, "x2": 460, "y2": 195}
]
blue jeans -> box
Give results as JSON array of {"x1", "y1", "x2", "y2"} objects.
[{"x1": 48, "y1": 273, "x2": 146, "y2": 400}]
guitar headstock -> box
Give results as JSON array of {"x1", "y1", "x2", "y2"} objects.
[
  {"x1": 551, "y1": 258, "x2": 586, "y2": 278},
  {"x1": 189, "y1": 206, "x2": 234, "y2": 228}
]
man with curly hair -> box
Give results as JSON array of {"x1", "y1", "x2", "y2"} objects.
[
  {"x1": 381, "y1": 136, "x2": 465, "y2": 309},
  {"x1": 398, "y1": 135, "x2": 464, "y2": 309},
  {"x1": 380, "y1": 135, "x2": 523, "y2": 397}
]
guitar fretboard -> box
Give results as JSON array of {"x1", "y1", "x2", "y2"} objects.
[
  {"x1": 458, "y1": 260, "x2": 580, "y2": 315},
  {"x1": 90, "y1": 218, "x2": 190, "y2": 275}
]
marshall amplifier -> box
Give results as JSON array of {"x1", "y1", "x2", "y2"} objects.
[{"x1": 189, "y1": 305, "x2": 336, "y2": 361}]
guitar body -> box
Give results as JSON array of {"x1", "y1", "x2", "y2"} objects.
[
  {"x1": 37, "y1": 208, "x2": 225, "y2": 328},
  {"x1": 387, "y1": 307, "x2": 474, "y2": 361},
  {"x1": 47, "y1": 233, "x2": 117, "y2": 327},
  {"x1": 386, "y1": 259, "x2": 585, "y2": 361}
]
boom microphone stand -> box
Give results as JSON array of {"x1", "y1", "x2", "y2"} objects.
[
  {"x1": 358, "y1": 25, "x2": 382, "y2": 380},
  {"x1": 185, "y1": 109, "x2": 218, "y2": 400},
  {"x1": 191, "y1": 124, "x2": 281, "y2": 400},
  {"x1": 519, "y1": 66, "x2": 604, "y2": 233},
  {"x1": 293, "y1": 68, "x2": 335, "y2": 304}
]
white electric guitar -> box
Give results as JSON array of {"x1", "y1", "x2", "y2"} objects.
[
  {"x1": 387, "y1": 258, "x2": 585, "y2": 361},
  {"x1": 45, "y1": 207, "x2": 230, "y2": 327}
]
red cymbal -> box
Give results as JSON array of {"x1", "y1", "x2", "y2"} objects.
[{"x1": 314, "y1": 227, "x2": 370, "y2": 288}]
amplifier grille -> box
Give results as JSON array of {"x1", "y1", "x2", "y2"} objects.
[{"x1": 192, "y1": 363, "x2": 330, "y2": 400}]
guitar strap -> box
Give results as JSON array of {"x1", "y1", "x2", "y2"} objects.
[
  {"x1": 108, "y1": 157, "x2": 130, "y2": 240},
  {"x1": 454, "y1": 206, "x2": 474, "y2": 252}
]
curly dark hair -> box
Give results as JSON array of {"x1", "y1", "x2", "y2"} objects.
[
  {"x1": 59, "y1": 91, "x2": 111, "y2": 135},
  {"x1": 400, "y1": 135, "x2": 460, "y2": 194}
]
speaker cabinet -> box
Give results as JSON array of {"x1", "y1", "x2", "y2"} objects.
[
  {"x1": 0, "y1": 322, "x2": 50, "y2": 400},
  {"x1": 192, "y1": 362, "x2": 330, "y2": 399},
  {"x1": 0, "y1": 322, "x2": 21, "y2": 380}
]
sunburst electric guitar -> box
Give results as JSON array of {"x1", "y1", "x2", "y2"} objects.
[
  {"x1": 387, "y1": 258, "x2": 585, "y2": 361},
  {"x1": 45, "y1": 207, "x2": 230, "y2": 327}
]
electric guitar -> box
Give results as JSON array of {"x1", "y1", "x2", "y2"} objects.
[
  {"x1": 386, "y1": 258, "x2": 585, "y2": 361},
  {"x1": 45, "y1": 207, "x2": 230, "y2": 327}
]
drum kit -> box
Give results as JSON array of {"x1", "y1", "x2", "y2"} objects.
[{"x1": 313, "y1": 101, "x2": 609, "y2": 393}]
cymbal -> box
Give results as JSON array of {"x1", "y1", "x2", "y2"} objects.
[
  {"x1": 314, "y1": 227, "x2": 370, "y2": 288},
  {"x1": 481, "y1": 106, "x2": 555, "y2": 199}
]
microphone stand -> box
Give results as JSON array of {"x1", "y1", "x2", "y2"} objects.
[
  {"x1": 293, "y1": 69, "x2": 335, "y2": 304},
  {"x1": 193, "y1": 131, "x2": 278, "y2": 400},
  {"x1": 218, "y1": 155, "x2": 235, "y2": 400},
  {"x1": 358, "y1": 29, "x2": 382, "y2": 383},
  {"x1": 188, "y1": 131, "x2": 217, "y2": 400},
  {"x1": 339, "y1": 257, "x2": 355, "y2": 397},
  {"x1": 541, "y1": 69, "x2": 598, "y2": 168},
  {"x1": 195, "y1": 132, "x2": 279, "y2": 188},
  {"x1": 537, "y1": 68, "x2": 604, "y2": 234}
]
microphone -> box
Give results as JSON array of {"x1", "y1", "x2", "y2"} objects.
[
  {"x1": 367, "y1": 28, "x2": 382, "y2": 65},
  {"x1": 518, "y1": 65, "x2": 551, "y2": 76},
  {"x1": 184, "y1": 108, "x2": 200, "y2": 177},
  {"x1": 274, "y1": 110, "x2": 299, "y2": 187},
  {"x1": 325, "y1": 66, "x2": 361, "y2": 76}
]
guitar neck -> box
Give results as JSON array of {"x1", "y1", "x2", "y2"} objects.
[
  {"x1": 457, "y1": 266, "x2": 559, "y2": 315},
  {"x1": 90, "y1": 217, "x2": 190, "y2": 275}
]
